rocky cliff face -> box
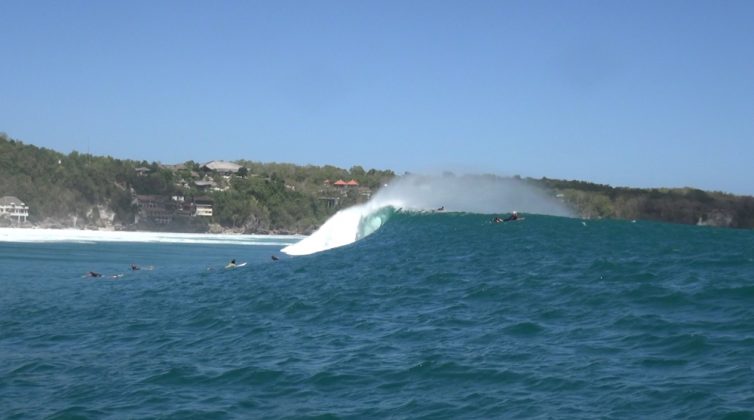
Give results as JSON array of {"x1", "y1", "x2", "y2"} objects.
[{"x1": 25, "y1": 204, "x2": 122, "y2": 230}]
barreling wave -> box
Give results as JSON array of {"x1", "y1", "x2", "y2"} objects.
[
  {"x1": 282, "y1": 173, "x2": 571, "y2": 256},
  {"x1": 281, "y1": 202, "x2": 403, "y2": 256}
]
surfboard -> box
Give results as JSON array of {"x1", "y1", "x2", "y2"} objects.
[
  {"x1": 492, "y1": 217, "x2": 525, "y2": 224},
  {"x1": 226, "y1": 262, "x2": 247, "y2": 269}
]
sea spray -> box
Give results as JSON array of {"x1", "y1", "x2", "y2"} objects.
[{"x1": 374, "y1": 173, "x2": 573, "y2": 215}]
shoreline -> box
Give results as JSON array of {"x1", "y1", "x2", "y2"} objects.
[
  {"x1": 0, "y1": 223, "x2": 307, "y2": 237},
  {"x1": 0, "y1": 227, "x2": 304, "y2": 244}
]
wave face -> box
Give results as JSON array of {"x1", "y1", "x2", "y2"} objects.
[{"x1": 283, "y1": 174, "x2": 570, "y2": 255}]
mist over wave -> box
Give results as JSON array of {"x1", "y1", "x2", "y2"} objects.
[
  {"x1": 374, "y1": 173, "x2": 571, "y2": 215},
  {"x1": 282, "y1": 173, "x2": 570, "y2": 255}
]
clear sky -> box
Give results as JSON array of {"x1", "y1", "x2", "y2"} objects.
[{"x1": 2, "y1": 1, "x2": 753, "y2": 195}]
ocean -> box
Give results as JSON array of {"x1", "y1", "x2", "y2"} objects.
[{"x1": 2, "y1": 212, "x2": 754, "y2": 419}]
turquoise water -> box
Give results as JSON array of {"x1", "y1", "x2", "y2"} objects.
[{"x1": 2, "y1": 214, "x2": 754, "y2": 418}]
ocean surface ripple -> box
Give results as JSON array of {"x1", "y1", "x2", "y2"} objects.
[{"x1": 2, "y1": 214, "x2": 754, "y2": 418}]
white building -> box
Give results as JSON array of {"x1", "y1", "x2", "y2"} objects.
[
  {"x1": 194, "y1": 205, "x2": 213, "y2": 217},
  {"x1": 0, "y1": 196, "x2": 29, "y2": 223},
  {"x1": 193, "y1": 197, "x2": 214, "y2": 217}
]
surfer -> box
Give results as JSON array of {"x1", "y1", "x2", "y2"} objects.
[
  {"x1": 437, "y1": 206, "x2": 445, "y2": 211},
  {"x1": 271, "y1": 255, "x2": 279, "y2": 261},
  {"x1": 225, "y1": 259, "x2": 237, "y2": 269},
  {"x1": 493, "y1": 212, "x2": 519, "y2": 223},
  {"x1": 130, "y1": 264, "x2": 140, "y2": 271},
  {"x1": 87, "y1": 271, "x2": 103, "y2": 278}
]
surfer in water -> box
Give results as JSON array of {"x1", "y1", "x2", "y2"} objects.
[
  {"x1": 87, "y1": 271, "x2": 103, "y2": 278},
  {"x1": 225, "y1": 259, "x2": 237, "y2": 269},
  {"x1": 493, "y1": 212, "x2": 519, "y2": 223},
  {"x1": 130, "y1": 264, "x2": 140, "y2": 271}
]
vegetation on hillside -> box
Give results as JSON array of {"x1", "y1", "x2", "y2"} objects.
[
  {"x1": 0, "y1": 133, "x2": 394, "y2": 232},
  {"x1": 531, "y1": 178, "x2": 754, "y2": 228},
  {"x1": 0, "y1": 135, "x2": 137, "y2": 226},
  {"x1": 1, "y1": 133, "x2": 753, "y2": 231}
]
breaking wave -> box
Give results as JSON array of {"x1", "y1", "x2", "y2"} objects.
[
  {"x1": 282, "y1": 174, "x2": 570, "y2": 255},
  {"x1": 281, "y1": 203, "x2": 401, "y2": 256}
]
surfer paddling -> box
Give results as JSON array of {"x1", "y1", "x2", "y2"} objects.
[
  {"x1": 493, "y1": 211, "x2": 521, "y2": 223},
  {"x1": 225, "y1": 259, "x2": 237, "y2": 269}
]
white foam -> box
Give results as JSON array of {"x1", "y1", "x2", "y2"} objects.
[
  {"x1": 0, "y1": 228, "x2": 302, "y2": 246},
  {"x1": 281, "y1": 199, "x2": 403, "y2": 256}
]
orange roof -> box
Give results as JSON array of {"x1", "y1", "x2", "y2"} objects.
[
  {"x1": 333, "y1": 179, "x2": 347, "y2": 186},
  {"x1": 346, "y1": 179, "x2": 359, "y2": 186}
]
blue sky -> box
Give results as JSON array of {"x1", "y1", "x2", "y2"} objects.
[{"x1": 2, "y1": 1, "x2": 753, "y2": 195}]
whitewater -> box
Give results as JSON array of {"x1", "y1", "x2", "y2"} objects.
[{"x1": 0, "y1": 228, "x2": 301, "y2": 246}]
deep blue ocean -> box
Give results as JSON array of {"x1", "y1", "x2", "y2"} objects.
[{"x1": 2, "y1": 213, "x2": 754, "y2": 419}]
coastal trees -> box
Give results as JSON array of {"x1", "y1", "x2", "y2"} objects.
[
  {"x1": 3, "y1": 133, "x2": 754, "y2": 232},
  {"x1": 532, "y1": 178, "x2": 752, "y2": 228},
  {"x1": 212, "y1": 191, "x2": 255, "y2": 228}
]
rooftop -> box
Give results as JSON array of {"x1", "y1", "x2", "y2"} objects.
[
  {"x1": 202, "y1": 160, "x2": 243, "y2": 173},
  {"x1": 0, "y1": 196, "x2": 25, "y2": 206}
]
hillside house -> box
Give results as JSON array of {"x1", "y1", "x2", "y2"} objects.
[
  {"x1": 193, "y1": 197, "x2": 213, "y2": 217},
  {"x1": 135, "y1": 195, "x2": 173, "y2": 225},
  {"x1": 201, "y1": 161, "x2": 243, "y2": 176},
  {"x1": 333, "y1": 179, "x2": 360, "y2": 187},
  {"x1": 194, "y1": 180, "x2": 216, "y2": 191},
  {"x1": 0, "y1": 196, "x2": 29, "y2": 223}
]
